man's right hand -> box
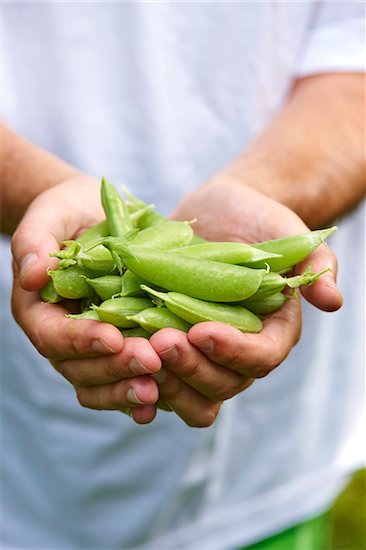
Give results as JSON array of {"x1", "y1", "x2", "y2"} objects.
[{"x1": 11, "y1": 175, "x2": 162, "y2": 424}]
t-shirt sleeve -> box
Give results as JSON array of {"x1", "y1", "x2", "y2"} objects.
[{"x1": 295, "y1": 1, "x2": 365, "y2": 77}]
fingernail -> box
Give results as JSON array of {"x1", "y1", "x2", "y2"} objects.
[
  {"x1": 193, "y1": 337, "x2": 214, "y2": 354},
  {"x1": 92, "y1": 338, "x2": 120, "y2": 354},
  {"x1": 152, "y1": 367, "x2": 167, "y2": 384},
  {"x1": 20, "y1": 253, "x2": 38, "y2": 279},
  {"x1": 159, "y1": 346, "x2": 178, "y2": 364},
  {"x1": 127, "y1": 387, "x2": 145, "y2": 405},
  {"x1": 129, "y1": 357, "x2": 150, "y2": 375}
]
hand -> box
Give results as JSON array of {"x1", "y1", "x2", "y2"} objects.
[
  {"x1": 11, "y1": 175, "x2": 162, "y2": 424},
  {"x1": 148, "y1": 176, "x2": 343, "y2": 427}
]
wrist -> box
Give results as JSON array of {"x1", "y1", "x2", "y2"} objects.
[{"x1": 1, "y1": 124, "x2": 81, "y2": 234}]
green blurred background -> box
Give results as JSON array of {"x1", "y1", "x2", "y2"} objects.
[{"x1": 329, "y1": 468, "x2": 365, "y2": 549}]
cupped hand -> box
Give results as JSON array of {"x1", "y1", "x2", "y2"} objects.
[
  {"x1": 148, "y1": 176, "x2": 343, "y2": 426},
  {"x1": 11, "y1": 175, "x2": 162, "y2": 424}
]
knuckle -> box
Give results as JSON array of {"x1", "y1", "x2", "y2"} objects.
[
  {"x1": 187, "y1": 403, "x2": 221, "y2": 428},
  {"x1": 160, "y1": 377, "x2": 182, "y2": 402},
  {"x1": 76, "y1": 387, "x2": 89, "y2": 408},
  {"x1": 214, "y1": 381, "x2": 239, "y2": 401},
  {"x1": 225, "y1": 347, "x2": 245, "y2": 369},
  {"x1": 104, "y1": 354, "x2": 123, "y2": 380},
  {"x1": 10, "y1": 229, "x2": 23, "y2": 256},
  {"x1": 111, "y1": 382, "x2": 126, "y2": 408},
  {"x1": 182, "y1": 357, "x2": 202, "y2": 382}
]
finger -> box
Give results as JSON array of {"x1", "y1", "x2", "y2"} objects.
[
  {"x1": 12, "y1": 275, "x2": 123, "y2": 359},
  {"x1": 130, "y1": 405, "x2": 158, "y2": 425},
  {"x1": 188, "y1": 296, "x2": 302, "y2": 379},
  {"x1": 55, "y1": 337, "x2": 162, "y2": 386},
  {"x1": 150, "y1": 329, "x2": 253, "y2": 401},
  {"x1": 151, "y1": 368, "x2": 222, "y2": 428},
  {"x1": 75, "y1": 376, "x2": 159, "y2": 411},
  {"x1": 297, "y1": 243, "x2": 343, "y2": 312}
]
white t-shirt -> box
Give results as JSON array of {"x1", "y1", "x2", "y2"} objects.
[{"x1": 0, "y1": 2, "x2": 364, "y2": 549}]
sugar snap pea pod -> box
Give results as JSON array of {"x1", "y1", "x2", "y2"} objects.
[
  {"x1": 170, "y1": 242, "x2": 281, "y2": 265},
  {"x1": 120, "y1": 327, "x2": 151, "y2": 339},
  {"x1": 50, "y1": 240, "x2": 82, "y2": 261},
  {"x1": 141, "y1": 286, "x2": 263, "y2": 333},
  {"x1": 76, "y1": 220, "x2": 110, "y2": 245},
  {"x1": 129, "y1": 221, "x2": 194, "y2": 249},
  {"x1": 136, "y1": 209, "x2": 168, "y2": 229},
  {"x1": 127, "y1": 307, "x2": 192, "y2": 334},
  {"x1": 78, "y1": 243, "x2": 116, "y2": 273},
  {"x1": 92, "y1": 297, "x2": 153, "y2": 328},
  {"x1": 248, "y1": 267, "x2": 330, "y2": 301},
  {"x1": 190, "y1": 234, "x2": 207, "y2": 245},
  {"x1": 101, "y1": 177, "x2": 134, "y2": 237},
  {"x1": 123, "y1": 186, "x2": 149, "y2": 213},
  {"x1": 66, "y1": 310, "x2": 101, "y2": 321},
  {"x1": 40, "y1": 280, "x2": 63, "y2": 303},
  {"x1": 104, "y1": 245, "x2": 266, "y2": 302},
  {"x1": 85, "y1": 275, "x2": 123, "y2": 301},
  {"x1": 130, "y1": 204, "x2": 155, "y2": 225},
  {"x1": 47, "y1": 266, "x2": 95, "y2": 299},
  {"x1": 250, "y1": 227, "x2": 337, "y2": 271},
  {"x1": 120, "y1": 270, "x2": 147, "y2": 297},
  {"x1": 241, "y1": 292, "x2": 287, "y2": 316}
]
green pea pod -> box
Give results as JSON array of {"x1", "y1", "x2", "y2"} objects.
[
  {"x1": 76, "y1": 220, "x2": 110, "y2": 245},
  {"x1": 101, "y1": 177, "x2": 134, "y2": 237},
  {"x1": 78, "y1": 243, "x2": 116, "y2": 273},
  {"x1": 120, "y1": 270, "x2": 147, "y2": 297},
  {"x1": 129, "y1": 221, "x2": 194, "y2": 249},
  {"x1": 141, "y1": 286, "x2": 262, "y2": 333},
  {"x1": 248, "y1": 267, "x2": 330, "y2": 300},
  {"x1": 241, "y1": 292, "x2": 287, "y2": 316},
  {"x1": 190, "y1": 234, "x2": 207, "y2": 245},
  {"x1": 251, "y1": 227, "x2": 337, "y2": 271},
  {"x1": 92, "y1": 297, "x2": 153, "y2": 328},
  {"x1": 127, "y1": 307, "x2": 192, "y2": 334},
  {"x1": 40, "y1": 280, "x2": 63, "y2": 303},
  {"x1": 170, "y1": 241, "x2": 281, "y2": 265},
  {"x1": 85, "y1": 275, "x2": 123, "y2": 301},
  {"x1": 120, "y1": 327, "x2": 151, "y2": 339},
  {"x1": 136, "y1": 209, "x2": 167, "y2": 229},
  {"x1": 50, "y1": 240, "x2": 82, "y2": 261},
  {"x1": 47, "y1": 266, "x2": 95, "y2": 299},
  {"x1": 66, "y1": 310, "x2": 101, "y2": 321},
  {"x1": 105, "y1": 245, "x2": 266, "y2": 302}
]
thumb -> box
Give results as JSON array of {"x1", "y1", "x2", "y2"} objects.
[
  {"x1": 11, "y1": 201, "x2": 74, "y2": 291},
  {"x1": 297, "y1": 243, "x2": 343, "y2": 312}
]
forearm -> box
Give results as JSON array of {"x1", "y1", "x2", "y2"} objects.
[
  {"x1": 0, "y1": 124, "x2": 80, "y2": 235},
  {"x1": 224, "y1": 73, "x2": 365, "y2": 228}
]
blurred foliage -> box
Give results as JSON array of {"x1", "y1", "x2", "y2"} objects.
[{"x1": 329, "y1": 469, "x2": 366, "y2": 549}]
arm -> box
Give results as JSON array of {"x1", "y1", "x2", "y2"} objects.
[
  {"x1": 149, "y1": 73, "x2": 364, "y2": 426},
  {"x1": 224, "y1": 73, "x2": 365, "y2": 227}
]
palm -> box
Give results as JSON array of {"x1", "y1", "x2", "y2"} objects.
[{"x1": 172, "y1": 178, "x2": 308, "y2": 244}]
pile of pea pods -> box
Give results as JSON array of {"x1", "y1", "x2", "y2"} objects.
[{"x1": 40, "y1": 178, "x2": 337, "y2": 336}]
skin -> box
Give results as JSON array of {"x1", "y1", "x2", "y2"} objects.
[{"x1": 3, "y1": 74, "x2": 365, "y2": 426}]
